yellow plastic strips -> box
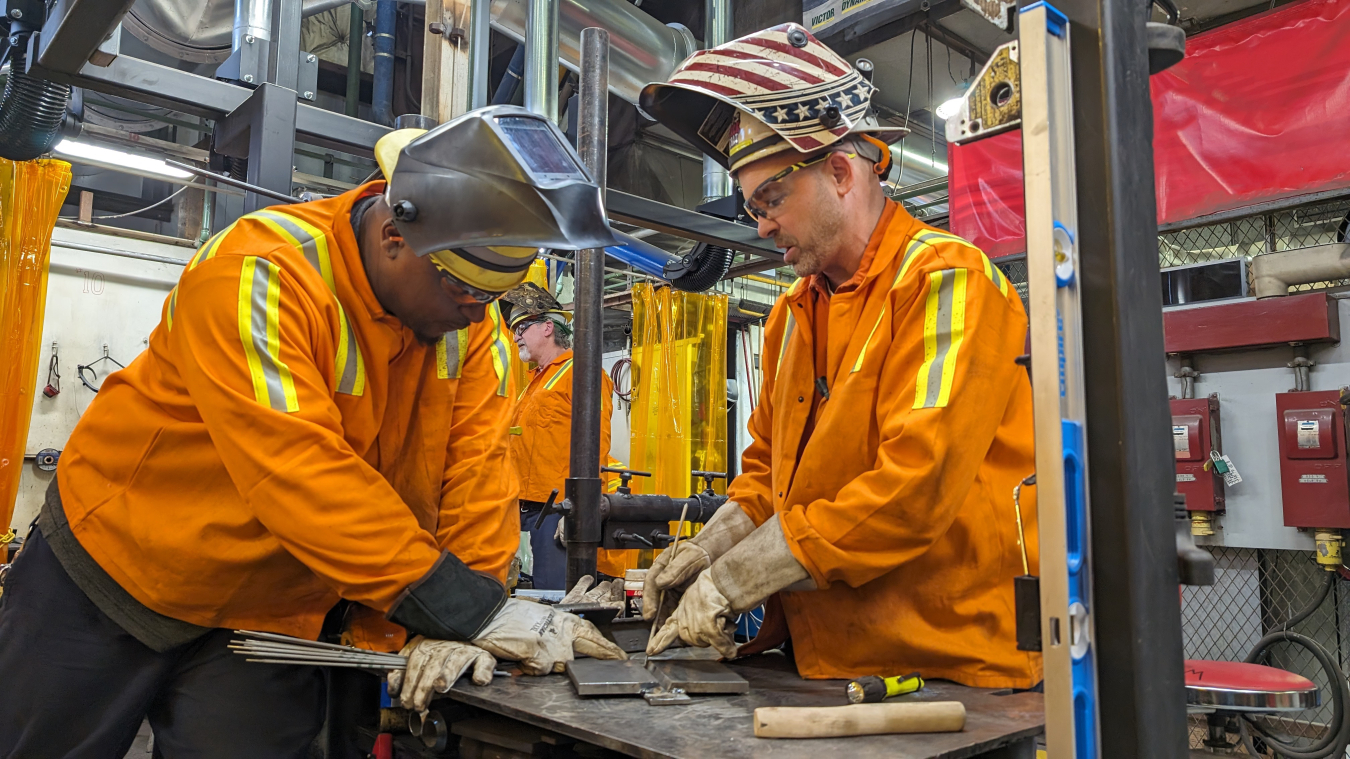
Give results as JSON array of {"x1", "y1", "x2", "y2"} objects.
[
  {"x1": 0, "y1": 158, "x2": 71, "y2": 535},
  {"x1": 628, "y1": 284, "x2": 728, "y2": 504}
]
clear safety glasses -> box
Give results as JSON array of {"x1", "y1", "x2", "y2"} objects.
[{"x1": 739, "y1": 150, "x2": 857, "y2": 223}]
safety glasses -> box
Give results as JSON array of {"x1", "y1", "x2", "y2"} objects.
[
  {"x1": 430, "y1": 257, "x2": 506, "y2": 304},
  {"x1": 739, "y1": 150, "x2": 856, "y2": 223},
  {"x1": 512, "y1": 319, "x2": 545, "y2": 339}
]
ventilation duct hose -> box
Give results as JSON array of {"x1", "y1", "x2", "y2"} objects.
[
  {"x1": 664, "y1": 243, "x2": 735, "y2": 292},
  {"x1": 0, "y1": 47, "x2": 72, "y2": 161},
  {"x1": 602, "y1": 233, "x2": 735, "y2": 292}
]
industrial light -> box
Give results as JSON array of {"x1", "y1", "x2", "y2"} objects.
[
  {"x1": 934, "y1": 97, "x2": 964, "y2": 121},
  {"x1": 889, "y1": 145, "x2": 949, "y2": 174},
  {"x1": 52, "y1": 140, "x2": 193, "y2": 179}
]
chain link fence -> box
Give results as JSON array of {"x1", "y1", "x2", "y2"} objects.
[
  {"x1": 1181, "y1": 546, "x2": 1346, "y2": 755},
  {"x1": 992, "y1": 193, "x2": 1350, "y2": 303}
]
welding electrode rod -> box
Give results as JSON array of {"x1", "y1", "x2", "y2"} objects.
[{"x1": 564, "y1": 26, "x2": 610, "y2": 590}]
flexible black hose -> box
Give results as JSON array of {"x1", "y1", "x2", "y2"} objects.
[
  {"x1": 1242, "y1": 630, "x2": 1350, "y2": 758},
  {"x1": 1275, "y1": 570, "x2": 1335, "y2": 633},
  {"x1": 666, "y1": 243, "x2": 734, "y2": 292},
  {"x1": 0, "y1": 47, "x2": 71, "y2": 161}
]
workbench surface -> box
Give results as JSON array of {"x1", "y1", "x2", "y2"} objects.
[{"x1": 448, "y1": 652, "x2": 1044, "y2": 759}]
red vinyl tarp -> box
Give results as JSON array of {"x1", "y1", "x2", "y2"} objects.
[{"x1": 948, "y1": 0, "x2": 1350, "y2": 257}]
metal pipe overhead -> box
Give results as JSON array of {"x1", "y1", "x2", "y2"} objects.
[
  {"x1": 522, "y1": 0, "x2": 560, "y2": 120},
  {"x1": 234, "y1": 0, "x2": 274, "y2": 47},
  {"x1": 565, "y1": 26, "x2": 609, "y2": 589},
  {"x1": 1250, "y1": 244, "x2": 1350, "y2": 298},
  {"x1": 490, "y1": 0, "x2": 697, "y2": 105},
  {"x1": 701, "y1": 0, "x2": 731, "y2": 203},
  {"x1": 469, "y1": 0, "x2": 492, "y2": 109}
]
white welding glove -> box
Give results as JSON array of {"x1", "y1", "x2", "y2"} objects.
[
  {"x1": 473, "y1": 598, "x2": 627, "y2": 675},
  {"x1": 561, "y1": 575, "x2": 625, "y2": 608},
  {"x1": 648, "y1": 514, "x2": 816, "y2": 659},
  {"x1": 642, "y1": 503, "x2": 756, "y2": 626},
  {"x1": 387, "y1": 636, "x2": 496, "y2": 712}
]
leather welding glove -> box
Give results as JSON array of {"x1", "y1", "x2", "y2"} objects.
[
  {"x1": 472, "y1": 598, "x2": 627, "y2": 675},
  {"x1": 561, "y1": 576, "x2": 624, "y2": 608},
  {"x1": 387, "y1": 636, "x2": 497, "y2": 712},
  {"x1": 648, "y1": 514, "x2": 816, "y2": 659},
  {"x1": 642, "y1": 503, "x2": 756, "y2": 626}
]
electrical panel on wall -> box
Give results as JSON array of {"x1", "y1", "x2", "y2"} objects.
[
  {"x1": 1276, "y1": 389, "x2": 1350, "y2": 529},
  {"x1": 1172, "y1": 395, "x2": 1225, "y2": 535}
]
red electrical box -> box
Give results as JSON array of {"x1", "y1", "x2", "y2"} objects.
[
  {"x1": 1276, "y1": 389, "x2": 1350, "y2": 528},
  {"x1": 1171, "y1": 395, "x2": 1225, "y2": 513}
]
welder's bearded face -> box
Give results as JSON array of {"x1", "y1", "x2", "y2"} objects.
[{"x1": 736, "y1": 150, "x2": 849, "y2": 279}]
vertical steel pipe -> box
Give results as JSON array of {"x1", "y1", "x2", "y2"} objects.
[
  {"x1": 469, "y1": 0, "x2": 493, "y2": 109},
  {"x1": 701, "y1": 0, "x2": 731, "y2": 203},
  {"x1": 565, "y1": 26, "x2": 609, "y2": 589},
  {"x1": 372, "y1": 0, "x2": 397, "y2": 125},
  {"x1": 522, "y1": 0, "x2": 560, "y2": 120},
  {"x1": 345, "y1": 3, "x2": 363, "y2": 116}
]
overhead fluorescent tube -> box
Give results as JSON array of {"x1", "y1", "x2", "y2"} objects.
[{"x1": 53, "y1": 140, "x2": 193, "y2": 179}]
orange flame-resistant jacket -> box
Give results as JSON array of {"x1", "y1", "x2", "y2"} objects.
[
  {"x1": 508, "y1": 351, "x2": 634, "y2": 576},
  {"x1": 728, "y1": 201, "x2": 1041, "y2": 688},
  {"x1": 55, "y1": 183, "x2": 520, "y2": 651}
]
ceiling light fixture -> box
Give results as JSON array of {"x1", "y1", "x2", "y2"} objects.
[
  {"x1": 934, "y1": 97, "x2": 964, "y2": 121},
  {"x1": 53, "y1": 140, "x2": 193, "y2": 179}
]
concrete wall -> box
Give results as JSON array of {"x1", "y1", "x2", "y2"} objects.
[{"x1": 11, "y1": 227, "x2": 191, "y2": 532}]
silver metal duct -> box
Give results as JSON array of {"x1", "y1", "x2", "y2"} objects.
[
  {"x1": 522, "y1": 0, "x2": 560, "y2": 120},
  {"x1": 124, "y1": 0, "x2": 694, "y2": 105},
  {"x1": 700, "y1": 0, "x2": 730, "y2": 203},
  {"x1": 489, "y1": 0, "x2": 697, "y2": 104}
]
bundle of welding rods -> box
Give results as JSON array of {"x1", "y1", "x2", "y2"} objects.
[{"x1": 230, "y1": 630, "x2": 407, "y2": 671}]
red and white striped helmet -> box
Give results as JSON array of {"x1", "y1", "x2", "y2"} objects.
[{"x1": 640, "y1": 23, "x2": 907, "y2": 173}]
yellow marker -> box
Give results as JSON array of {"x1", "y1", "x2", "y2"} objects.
[
  {"x1": 509, "y1": 426, "x2": 523, "y2": 435},
  {"x1": 846, "y1": 672, "x2": 924, "y2": 704}
]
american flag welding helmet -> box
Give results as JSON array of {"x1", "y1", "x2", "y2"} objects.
[{"x1": 640, "y1": 23, "x2": 908, "y2": 173}]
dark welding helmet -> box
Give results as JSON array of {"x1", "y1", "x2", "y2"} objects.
[{"x1": 378, "y1": 105, "x2": 618, "y2": 295}]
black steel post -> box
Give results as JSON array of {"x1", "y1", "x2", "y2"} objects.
[
  {"x1": 346, "y1": 4, "x2": 363, "y2": 117},
  {"x1": 564, "y1": 27, "x2": 609, "y2": 589},
  {"x1": 1050, "y1": 0, "x2": 1188, "y2": 753}
]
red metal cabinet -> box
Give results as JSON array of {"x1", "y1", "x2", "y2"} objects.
[
  {"x1": 1276, "y1": 390, "x2": 1350, "y2": 528},
  {"x1": 1171, "y1": 396, "x2": 1224, "y2": 513}
]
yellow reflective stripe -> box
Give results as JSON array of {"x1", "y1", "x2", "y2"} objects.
[
  {"x1": 249, "y1": 210, "x2": 336, "y2": 292},
  {"x1": 334, "y1": 301, "x2": 366, "y2": 395},
  {"x1": 189, "y1": 224, "x2": 236, "y2": 270},
  {"x1": 980, "y1": 251, "x2": 1009, "y2": 296},
  {"x1": 545, "y1": 358, "x2": 574, "y2": 390},
  {"x1": 775, "y1": 309, "x2": 797, "y2": 381},
  {"x1": 437, "y1": 328, "x2": 469, "y2": 379},
  {"x1": 237, "y1": 257, "x2": 299, "y2": 412},
  {"x1": 487, "y1": 303, "x2": 510, "y2": 396},
  {"x1": 913, "y1": 269, "x2": 967, "y2": 410},
  {"x1": 852, "y1": 230, "x2": 975, "y2": 375},
  {"x1": 166, "y1": 286, "x2": 178, "y2": 331}
]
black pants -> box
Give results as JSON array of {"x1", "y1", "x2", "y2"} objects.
[{"x1": 0, "y1": 529, "x2": 325, "y2": 759}]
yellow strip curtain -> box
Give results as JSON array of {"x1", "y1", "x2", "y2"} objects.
[{"x1": 0, "y1": 158, "x2": 72, "y2": 535}]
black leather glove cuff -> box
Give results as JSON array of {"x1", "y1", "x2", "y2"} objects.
[{"x1": 386, "y1": 551, "x2": 507, "y2": 640}]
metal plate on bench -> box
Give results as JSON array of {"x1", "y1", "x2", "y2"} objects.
[
  {"x1": 648, "y1": 659, "x2": 749, "y2": 695},
  {"x1": 565, "y1": 658, "x2": 659, "y2": 696}
]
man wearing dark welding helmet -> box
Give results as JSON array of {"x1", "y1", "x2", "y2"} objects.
[{"x1": 0, "y1": 106, "x2": 624, "y2": 756}]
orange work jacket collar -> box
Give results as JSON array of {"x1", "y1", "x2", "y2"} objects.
[
  {"x1": 795, "y1": 200, "x2": 920, "y2": 306},
  {"x1": 329, "y1": 181, "x2": 393, "y2": 322}
]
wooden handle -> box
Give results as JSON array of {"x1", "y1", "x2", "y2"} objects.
[{"x1": 753, "y1": 701, "x2": 967, "y2": 739}]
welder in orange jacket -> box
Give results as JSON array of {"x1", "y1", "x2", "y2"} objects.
[
  {"x1": 0, "y1": 107, "x2": 625, "y2": 757},
  {"x1": 639, "y1": 25, "x2": 1041, "y2": 689},
  {"x1": 506, "y1": 305, "x2": 634, "y2": 587}
]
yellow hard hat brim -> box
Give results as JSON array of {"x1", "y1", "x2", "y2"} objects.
[
  {"x1": 375, "y1": 128, "x2": 428, "y2": 179},
  {"x1": 430, "y1": 247, "x2": 537, "y2": 294}
]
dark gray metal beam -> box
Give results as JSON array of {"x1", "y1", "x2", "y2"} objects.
[
  {"x1": 823, "y1": 0, "x2": 964, "y2": 58},
  {"x1": 35, "y1": 0, "x2": 137, "y2": 75},
  {"x1": 39, "y1": 55, "x2": 388, "y2": 158},
  {"x1": 215, "y1": 84, "x2": 300, "y2": 214},
  {"x1": 1055, "y1": 0, "x2": 1188, "y2": 752},
  {"x1": 607, "y1": 190, "x2": 780, "y2": 258}
]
